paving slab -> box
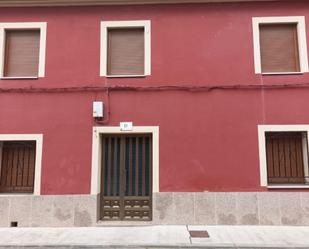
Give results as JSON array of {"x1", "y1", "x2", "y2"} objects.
[
  {"x1": 0, "y1": 226, "x2": 190, "y2": 247},
  {"x1": 188, "y1": 225, "x2": 309, "y2": 248},
  {"x1": 0, "y1": 225, "x2": 308, "y2": 248}
]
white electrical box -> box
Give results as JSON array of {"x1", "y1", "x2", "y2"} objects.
[
  {"x1": 93, "y1": 101, "x2": 103, "y2": 118},
  {"x1": 120, "y1": 122, "x2": 133, "y2": 131}
]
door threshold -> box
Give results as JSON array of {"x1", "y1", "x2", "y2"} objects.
[{"x1": 96, "y1": 220, "x2": 154, "y2": 226}]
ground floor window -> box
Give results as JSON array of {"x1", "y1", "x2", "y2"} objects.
[
  {"x1": 258, "y1": 125, "x2": 309, "y2": 188},
  {"x1": 265, "y1": 132, "x2": 308, "y2": 184},
  {"x1": 0, "y1": 141, "x2": 36, "y2": 193}
]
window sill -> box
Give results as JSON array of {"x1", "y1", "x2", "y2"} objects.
[
  {"x1": 105, "y1": 74, "x2": 147, "y2": 78},
  {"x1": 0, "y1": 76, "x2": 39, "y2": 80},
  {"x1": 261, "y1": 72, "x2": 304, "y2": 76},
  {"x1": 267, "y1": 184, "x2": 309, "y2": 189}
]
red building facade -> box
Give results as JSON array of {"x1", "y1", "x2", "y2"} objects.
[{"x1": 0, "y1": 0, "x2": 308, "y2": 226}]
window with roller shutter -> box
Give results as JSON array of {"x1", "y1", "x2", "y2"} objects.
[
  {"x1": 107, "y1": 28, "x2": 145, "y2": 76},
  {"x1": 252, "y1": 16, "x2": 309, "y2": 74},
  {"x1": 100, "y1": 20, "x2": 151, "y2": 77},
  {"x1": 0, "y1": 22, "x2": 47, "y2": 79},
  {"x1": 259, "y1": 24, "x2": 300, "y2": 73},
  {"x1": 4, "y1": 29, "x2": 40, "y2": 77}
]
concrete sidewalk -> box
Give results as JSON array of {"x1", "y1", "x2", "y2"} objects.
[{"x1": 0, "y1": 225, "x2": 309, "y2": 248}]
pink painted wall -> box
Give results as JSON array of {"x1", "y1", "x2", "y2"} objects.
[{"x1": 0, "y1": 1, "x2": 309, "y2": 194}]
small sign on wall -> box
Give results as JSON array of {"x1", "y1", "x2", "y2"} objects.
[{"x1": 120, "y1": 122, "x2": 133, "y2": 131}]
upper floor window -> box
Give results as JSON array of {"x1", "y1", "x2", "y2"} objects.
[
  {"x1": 0, "y1": 22, "x2": 47, "y2": 79},
  {"x1": 100, "y1": 20, "x2": 151, "y2": 77},
  {"x1": 252, "y1": 16, "x2": 309, "y2": 75}
]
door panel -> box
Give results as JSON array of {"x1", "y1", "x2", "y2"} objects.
[{"x1": 100, "y1": 134, "x2": 152, "y2": 221}]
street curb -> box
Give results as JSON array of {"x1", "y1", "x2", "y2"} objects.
[{"x1": 0, "y1": 245, "x2": 308, "y2": 249}]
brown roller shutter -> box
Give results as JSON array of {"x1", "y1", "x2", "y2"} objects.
[
  {"x1": 4, "y1": 29, "x2": 40, "y2": 77},
  {"x1": 259, "y1": 24, "x2": 300, "y2": 73},
  {"x1": 107, "y1": 28, "x2": 144, "y2": 76}
]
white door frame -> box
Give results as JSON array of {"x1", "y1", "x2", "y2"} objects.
[{"x1": 91, "y1": 126, "x2": 159, "y2": 195}]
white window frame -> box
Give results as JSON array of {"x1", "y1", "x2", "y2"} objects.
[
  {"x1": 100, "y1": 20, "x2": 151, "y2": 77},
  {"x1": 252, "y1": 16, "x2": 309, "y2": 75},
  {"x1": 0, "y1": 22, "x2": 47, "y2": 79},
  {"x1": 91, "y1": 126, "x2": 159, "y2": 195},
  {"x1": 258, "y1": 125, "x2": 309, "y2": 189},
  {"x1": 0, "y1": 134, "x2": 43, "y2": 195}
]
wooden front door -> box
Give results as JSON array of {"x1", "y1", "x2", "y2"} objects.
[{"x1": 100, "y1": 134, "x2": 152, "y2": 221}]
